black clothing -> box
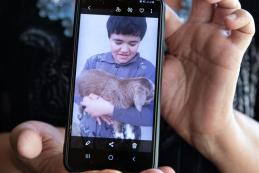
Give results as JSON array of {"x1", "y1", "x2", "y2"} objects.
[{"x1": 0, "y1": 0, "x2": 72, "y2": 131}]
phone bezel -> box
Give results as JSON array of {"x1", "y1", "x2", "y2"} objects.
[{"x1": 64, "y1": 0, "x2": 165, "y2": 172}]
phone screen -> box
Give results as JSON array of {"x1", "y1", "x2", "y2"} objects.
[{"x1": 64, "y1": 0, "x2": 164, "y2": 172}]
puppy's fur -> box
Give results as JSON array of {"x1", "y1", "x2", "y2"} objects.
[{"x1": 76, "y1": 69, "x2": 154, "y2": 139}]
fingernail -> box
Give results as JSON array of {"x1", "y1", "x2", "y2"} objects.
[
  {"x1": 220, "y1": 29, "x2": 231, "y2": 37},
  {"x1": 140, "y1": 169, "x2": 164, "y2": 173},
  {"x1": 219, "y1": 26, "x2": 231, "y2": 37},
  {"x1": 17, "y1": 130, "x2": 42, "y2": 159},
  {"x1": 227, "y1": 14, "x2": 237, "y2": 21}
]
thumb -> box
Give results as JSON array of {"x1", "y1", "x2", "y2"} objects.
[
  {"x1": 224, "y1": 9, "x2": 255, "y2": 50},
  {"x1": 10, "y1": 121, "x2": 66, "y2": 173},
  {"x1": 140, "y1": 166, "x2": 175, "y2": 173},
  {"x1": 12, "y1": 128, "x2": 42, "y2": 159}
]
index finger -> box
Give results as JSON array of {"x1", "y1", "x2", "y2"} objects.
[
  {"x1": 165, "y1": 4, "x2": 183, "y2": 39},
  {"x1": 89, "y1": 93, "x2": 99, "y2": 100},
  {"x1": 208, "y1": 0, "x2": 241, "y2": 9}
]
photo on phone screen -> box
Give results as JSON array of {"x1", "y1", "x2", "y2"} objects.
[
  {"x1": 64, "y1": 0, "x2": 164, "y2": 172},
  {"x1": 72, "y1": 14, "x2": 158, "y2": 140}
]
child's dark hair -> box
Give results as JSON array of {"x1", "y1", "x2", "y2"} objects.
[{"x1": 106, "y1": 16, "x2": 147, "y2": 40}]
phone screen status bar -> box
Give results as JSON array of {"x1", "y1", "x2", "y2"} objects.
[
  {"x1": 82, "y1": 6, "x2": 158, "y2": 17},
  {"x1": 114, "y1": 6, "x2": 154, "y2": 14},
  {"x1": 139, "y1": 0, "x2": 155, "y2": 4}
]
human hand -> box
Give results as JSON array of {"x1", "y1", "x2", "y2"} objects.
[
  {"x1": 96, "y1": 115, "x2": 113, "y2": 126},
  {"x1": 8, "y1": 121, "x2": 174, "y2": 173},
  {"x1": 80, "y1": 94, "x2": 115, "y2": 117},
  {"x1": 162, "y1": 0, "x2": 254, "y2": 165}
]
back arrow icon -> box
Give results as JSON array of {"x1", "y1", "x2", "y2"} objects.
[{"x1": 88, "y1": 6, "x2": 91, "y2": 10}]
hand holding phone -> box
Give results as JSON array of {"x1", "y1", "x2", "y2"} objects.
[
  {"x1": 8, "y1": 121, "x2": 175, "y2": 173},
  {"x1": 64, "y1": 0, "x2": 165, "y2": 172}
]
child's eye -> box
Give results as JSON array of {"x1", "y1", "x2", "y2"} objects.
[
  {"x1": 129, "y1": 42, "x2": 138, "y2": 46},
  {"x1": 115, "y1": 41, "x2": 122, "y2": 45}
]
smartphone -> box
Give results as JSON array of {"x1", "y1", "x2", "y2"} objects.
[{"x1": 64, "y1": 0, "x2": 165, "y2": 172}]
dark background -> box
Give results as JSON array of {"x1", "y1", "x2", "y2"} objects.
[{"x1": 0, "y1": 0, "x2": 73, "y2": 131}]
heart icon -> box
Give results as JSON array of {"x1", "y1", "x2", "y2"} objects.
[{"x1": 139, "y1": 8, "x2": 145, "y2": 13}]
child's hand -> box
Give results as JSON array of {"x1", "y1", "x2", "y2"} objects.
[{"x1": 81, "y1": 94, "x2": 115, "y2": 118}]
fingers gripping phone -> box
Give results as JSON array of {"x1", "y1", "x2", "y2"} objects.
[{"x1": 64, "y1": 0, "x2": 165, "y2": 172}]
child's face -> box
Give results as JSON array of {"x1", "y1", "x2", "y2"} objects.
[{"x1": 109, "y1": 33, "x2": 141, "y2": 64}]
